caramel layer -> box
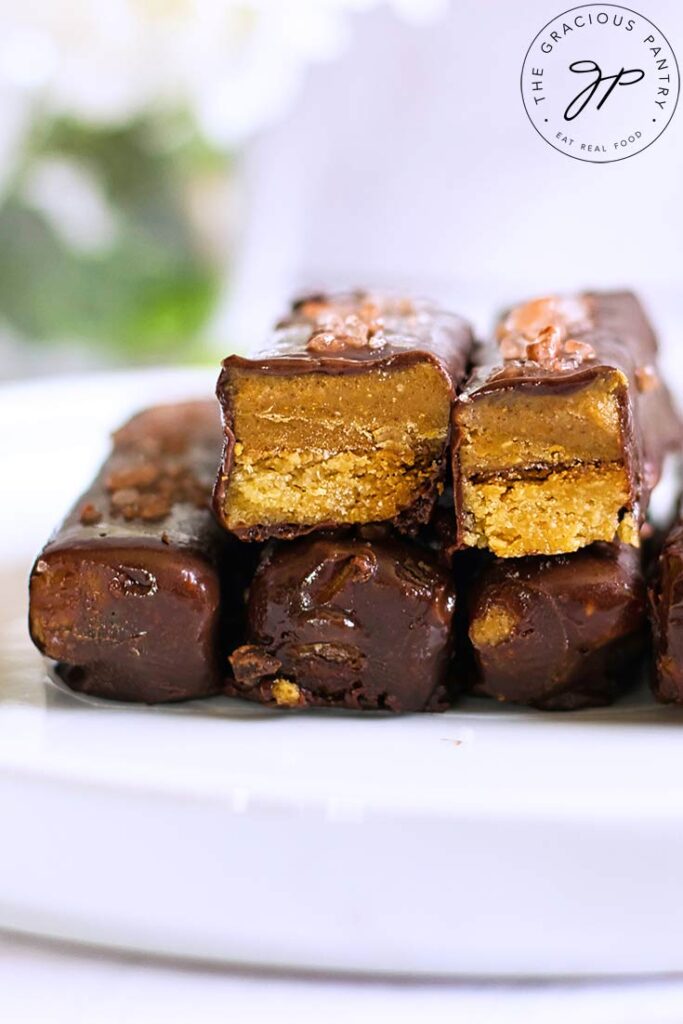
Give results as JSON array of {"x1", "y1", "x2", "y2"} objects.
[{"x1": 456, "y1": 369, "x2": 627, "y2": 476}]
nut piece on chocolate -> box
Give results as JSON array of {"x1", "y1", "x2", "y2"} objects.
[
  {"x1": 228, "y1": 533, "x2": 457, "y2": 712},
  {"x1": 452, "y1": 291, "x2": 681, "y2": 558},
  {"x1": 214, "y1": 291, "x2": 473, "y2": 541},
  {"x1": 467, "y1": 542, "x2": 646, "y2": 710},
  {"x1": 650, "y1": 523, "x2": 683, "y2": 703},
  {"x1": 29, "y1": 402, "x2": 248, "y2": 704}
]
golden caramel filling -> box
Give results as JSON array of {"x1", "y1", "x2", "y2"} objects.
[
  {"x1": 457, "y1": 370, "x2": 626, "y2": 475},
  {"x1": 223, "y1": 362, "x2": 451, "y2": 530}
]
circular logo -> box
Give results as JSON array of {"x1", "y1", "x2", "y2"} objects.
[{"x1": 521, "y1": 4, "x2": 679, "y2": 162}]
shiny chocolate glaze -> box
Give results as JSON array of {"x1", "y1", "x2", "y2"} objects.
[
  {"x1": 29, "y1": 401, "x2": 252, "y2": 704},
  {"x1": 650, "y1": 523, "x2": 683, "y2": 703},
  {"x1": 468, "y1": 542, "x2": 647, "y2": 710},
  {"x1": 228, "y1": 533, "x2": 457, "y2": 712}
]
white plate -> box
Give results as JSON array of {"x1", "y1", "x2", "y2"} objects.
[{"x1": 2, "y1": 369, "x2": 683, "y2": 979}]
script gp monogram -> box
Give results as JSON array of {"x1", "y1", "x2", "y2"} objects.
[{"x1": 564, "y1": 61, "x2": 645, "y2": 120}]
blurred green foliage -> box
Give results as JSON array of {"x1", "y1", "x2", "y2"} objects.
[{"x1": 0, "y1": 116, "x2": 225, "y2": 360}]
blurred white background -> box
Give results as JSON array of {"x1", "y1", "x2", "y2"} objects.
[
  {"x1": 225, "y1": 0, "x2": 683, "y2": 344},
  {"x1": 0, "y1": 0, "x2": 679, "y2": 373}
]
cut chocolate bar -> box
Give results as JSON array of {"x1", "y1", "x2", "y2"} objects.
[
  {"x1": 214, "y1": 291, "x2": 474, "y2": 541},
  {"x1": 228, "y1": 532, "x2": 456, "y2": 711},
  {"x1": 467, "y1": 543, "x2": 646, "y2": 710},
  {"x1": 29, "y1": 402, "x2": 247, "y2": 703},
  {"x1": 452, "y1": 292, "x2": 680, "y2": 558},
  {"x1": 650, "y1": 522, "x2": 683, "y2": 703}
]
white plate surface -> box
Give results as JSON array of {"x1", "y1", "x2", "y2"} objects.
[{"x1": 2, "y1": 369, "x2": 683, "y2": 978}]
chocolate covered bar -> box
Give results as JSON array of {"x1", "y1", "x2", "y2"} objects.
[
  {"x1": 29, "y1": 402, "x2": 245, "y2": 703},
  {"x1": 650, "y1": 522, "x2": 683, "y2": 703},
  {"x1": 214, "y1": 291, "x2": 474, "y2": 541},
  {"x1": 228, "y1": 532, "x2": 456, "y2": 711},
  {"x1": 467, "y1": 543, "x2": 646, "y2": 710},
  {"x1": 453, "y1": 292, "x2": 680, "y2": 558}
]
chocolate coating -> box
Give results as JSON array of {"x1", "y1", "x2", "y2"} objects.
[
  {"x1": 29, "y1": 402, "x2": 249, "y2": 704},
  {"x1": 235, "y1": 291, "x2": 472, "y2": 379},
  {"x1": 214, "y1": 291, "x2": 474, "y2": 541},
  {"x1": 228, "y1": 534, "x2": 457, "y2": 712},
  {"x1": 452, "y1": 291, "x2": 681, "y2": 548},
  {"x1": 467, "y1": 543, "x2": 646, "y2": 710},
  {"x1": 650, "y1": 523, "x2": 683, "y2": 702}
]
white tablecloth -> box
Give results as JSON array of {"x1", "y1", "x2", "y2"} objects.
[{"x1": 3, "y1": 932, "x2": 683, "y2": 1024}]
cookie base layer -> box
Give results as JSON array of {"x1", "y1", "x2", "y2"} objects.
[{"x1": 460, "y1": 463, "x2": 638, "y2": 558}]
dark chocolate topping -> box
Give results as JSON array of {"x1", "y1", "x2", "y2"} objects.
[
  {"x1": 28, "y1": 401, "x2": 249, "y2": 704},
  {"x1": 228, "y1": 533, "x2": 456, "y2": 712},
  {"x1": 44, "y1": 402, "x2": 223, "y2": 558},
  {"x1": 236, "y1": 289, "x2": 474, "y2": 381},
  {"x1": 468, "y1": 542, "x2": 646, "y2": 710},
  {"x1": 650, "y1": 522, "x2": 683, "y2": 703},
  {"x1": 462, "y1": 292, "x2": 669, "y2": 397}
]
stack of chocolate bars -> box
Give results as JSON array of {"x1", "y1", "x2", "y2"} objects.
[{"x1": 28, "y1": 290, "x2": 683, "y2": 713}]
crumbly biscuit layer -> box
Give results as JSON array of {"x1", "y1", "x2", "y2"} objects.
[{"x1": 460, "y1": 464, "x2": 637, "y2": 558}]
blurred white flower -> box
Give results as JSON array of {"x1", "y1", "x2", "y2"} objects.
[
  {"x1": 22, "y1": 156, "x2": 119, "y2": 252},
  {"x1": 0, "y1": 1, "x2": 446, "y2": 153}
]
